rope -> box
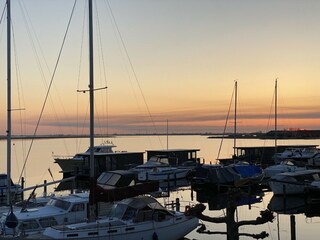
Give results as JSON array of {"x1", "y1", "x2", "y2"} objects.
[
  {"x1": 0, "y1": 3, "x2": 5, "y2": 25},
  {"x1": 104, "y1": 0, "x2": 163, "y2": 147},
  {"x1": 216, "y1": 83, "x2": 235, "y2": 161},
  {"x1": 18, "y1": 0, "x2": 78, "y2": 184}
]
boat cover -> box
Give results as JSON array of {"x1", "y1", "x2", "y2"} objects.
[
  {"x1": 233, "y1": 165, "x2": 262, "y2": 178},
  {"x1": 207, "y1": 166, "x2": 241, "y2": 184}
]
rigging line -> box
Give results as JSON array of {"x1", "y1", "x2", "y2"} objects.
[
  {"x1": 19, "y1": 0, "x2": 76, "y2": 155},
  {"x1": 18, "y1": 1, "x2": 50, "y2": 83},
  {"x1": 94, "y1": 2, "x2": 109, "y2": 140},
  {"x1": 12, "y1": 20, "x2": 28, "y2": 176},
  {"x1": 17, "y1": 0, "x2": 64, "y2": 163},
  {"x1": 18, "y1": 0, "x2": 78, "y2": 184},
  {"x1": 104, "y1": 0, "x2": 143, "y2": 129},
  {"x1": 105, "y1": 0, "x2": 163, "y2": 148},
  {"x1": 261, "y1": 86, "x2": 275, "y2": 162},
  {"x1": 76, "y1": 1, "x2": 87, "y2": 153},
  {"x1": 19, "y1": 1, "x2": 77, "y2": 158},
  {"x1": 216, "y1": 85, "x2": 235, "y2": 161},
  {"x1": 0, "y1": 3, "x2": 5, "y2": 24}
]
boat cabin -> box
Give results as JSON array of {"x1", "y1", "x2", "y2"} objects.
[
  {"x1": 0, "y1": 174, "x2": 22, "y2": 206},
  {"x1": 218, "y1": 145, "x2": 318, "y2": 167},
  {"x1": 146, "y1": 149, "x2": 200, "y2": 166},
  {"x1": 56, "y1": 151, "x2": 144, "y2": 179}
]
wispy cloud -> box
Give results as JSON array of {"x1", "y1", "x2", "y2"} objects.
[{"x1": 6, "y1": 104, "x2": 319, "y2": 135}]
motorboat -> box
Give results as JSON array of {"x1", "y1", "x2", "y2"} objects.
[
  {"x1": 0, "y1": 192, "x2": 89, "y2": 237},
  {"x1": 273, "y1": 147, "x2": 318, "y2": 164},
  {"x1": 264, "y1": 160, "x2": 306, "y2": 179},
  {"x1": 131, "y1": 155, "x2": 191, "y2": 181},
  {"x1": 54, "y1": 142, "x2": 144, "y2": 184},
  {"x1": 37, "y1": 195, "x2": 199, "y2": 240},
  {"x1": 0, "y1": 167, "x2": 162, "y2": 238},
  {"x1": 269, "y1": 169, "x2": 320, "y2": 195}
]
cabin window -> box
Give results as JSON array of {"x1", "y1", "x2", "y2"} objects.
[
  {"x1": 188, "y1": 152, "x2": 196, "y2": 160},
  {"x1": 39, "y1": 217, "x2": 58, "y2": 228},
  {"x1": 19, "y1": 220, "x2": 40, "y2": 230},
  {"x1": 107, "y1": 174, "x2": 121, "y2": 186},
  {"x1": 110, "y1": 203, "x2": 127, "y2": 219},
  {"x1": 71, "y1": 203, "x2": 85, "y2": 212},
  {"x1": 0, "y1": 178, "x2": 14, "y2": 187},
  {"x1": 122, "y1": 207, "x2": 137, "y2": 220},
  {"x1": 97, "y1": 172, "x2": 113, "y2": 184},
  {"x1": 153, "y1": 211, "x2": 170, "y2": 222},
  {"x1": 51, "y1": 199, "x2": 71, "y2": 210},
  {"x1": 128, "y1": 179, "x2": 135, "y2": 186},
  {"x1": 0, "y1": 179, "x2": 6, "y2": 187}
]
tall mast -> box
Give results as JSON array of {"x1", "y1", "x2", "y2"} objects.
[
  {"x1": 88, "y1": 0, "x2": 96, "y2": 219},
  {"x1": 275, "y1": 79, "x2": 278, "y2": 157},
  {"x1": 6, "y1": 0, "x2": 12, "y2": 206},
  {"x1": 233, "y1": 80, "x2": 237, "y2": 157},
  {"x1": 89, "y1": 0, "x2": 94, "y2": 179},
  {"x1": 167, "y1": 119, "x2": 169, "y2": 150}
]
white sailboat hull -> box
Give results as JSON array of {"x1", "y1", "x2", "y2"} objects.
[{"x1": 41, "y1": 214, "x2": 198, "y2": 240}]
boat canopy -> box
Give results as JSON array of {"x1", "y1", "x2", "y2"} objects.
[
  {"x1": 120, "y1": 196, "x2": 166, "y2": 211},
  {"x1": 109, "y1": 196, "x2": 173, "y2": 221}
]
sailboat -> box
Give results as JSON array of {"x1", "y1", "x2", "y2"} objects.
[
  {"x1": 32, "y1": 1, "x2": 199, "y2": 239},
  {"x1": 0, "y1": 0, "x2": 23, "y2": 208},
  {"x1": 191, "y1": 81, "x2": 263, "y2": 191},
  {"x1": 264, "y1": 80, "x2": 307, "y2": 180},
  {"x1": 0, "y1": 1, "x2": 91, "y2": 237}
]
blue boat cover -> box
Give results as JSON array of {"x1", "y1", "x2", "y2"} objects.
[{"x1": 233, "y1": 165, "x2": 262, "y2": 178}]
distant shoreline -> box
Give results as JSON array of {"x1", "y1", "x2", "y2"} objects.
[
  {"x1": 2, "y1": 129, "x2": 320, "y2": 140},
  {"x1": 0, "y1": 133, "x2": 210, "y2": 140}
]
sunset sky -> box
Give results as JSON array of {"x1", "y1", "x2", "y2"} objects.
[{"x1": 1, "y1": 0, "x2": 320, "y2": 135}]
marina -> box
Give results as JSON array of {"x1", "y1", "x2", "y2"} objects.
[
  {"x1": 1, "y1": 1, "x2": 320, "y2": 239},
  {"x1": 1, "y1": 135, "x2": 320, "y2": 239}
]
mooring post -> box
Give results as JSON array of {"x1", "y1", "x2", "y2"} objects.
[
  {"x1": 44, "y1": 180, "x2": 47, "y2": 197},
  {"x1": 21, "y1": 177, "x2": 25, "y2": 201},
  {"x1": 290, "y1": 215, "x2": 296, "y2": 240},
  {"x1": 176, "y1": 198, "x2": 180, "y2": 212}
]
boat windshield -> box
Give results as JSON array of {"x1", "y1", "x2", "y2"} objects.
[
  {"x1": 47, "y1": 198, "x2": 71, "y2": 210},
  {"x1": 97, "y1": 172, "x2": 121, "y2": 185},
  {"x1": 148, "y1": 156, "x2": 169, "y2": 165},
  {"x1": 109, "y1": 203, "x2": 127, "y2": 219}
]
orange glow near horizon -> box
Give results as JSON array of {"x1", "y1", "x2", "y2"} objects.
[{"x1": 1, "y1": 1, "x2": 320, "y2": 135}]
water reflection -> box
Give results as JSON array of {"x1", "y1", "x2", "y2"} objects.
[
  {"x1": 191, "y1": 188, "x2": 274, "y2": 240},
  {"x1": 266, "y1": 194, "x2": 320, "y2": 240},
  {"x1": 268, "y1": 194, "x2": 320, "y2": 217},
  {"x1": 196, "y1": 188, "x2": 263, "y2": 211}
]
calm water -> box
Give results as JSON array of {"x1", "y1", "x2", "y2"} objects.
[{"x1": 1, "y1": 135, "x2": 320, "y2": 239}]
